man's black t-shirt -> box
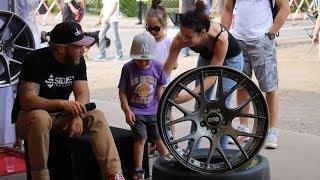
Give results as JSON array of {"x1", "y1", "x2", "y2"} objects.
[
  {"x1": 11, "y1": 47, "x2": 87, "y2": 122},
  {"x1": 20, "y1": 47, "x2": 87, "y2": 100}
]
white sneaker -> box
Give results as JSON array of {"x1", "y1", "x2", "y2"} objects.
[
  {"x1": 265, "y1": 128, "x2": 279, "y2": 149},
  {"x1": 228, "y1": 137, "x2": 235, "y2": 144}
]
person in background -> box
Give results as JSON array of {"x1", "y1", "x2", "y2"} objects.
[
  {"x1": 136, "y1": 0, "x2": 148, "y2": 25},
  {"x1": 221, "y1": 0, "x2": 289, "y2": 149},
  {"x1": 164, "y1": 0, "x2": 244, "y2": 149},
  {"x1": 95, "y1": 0, "x2": 123, "y2": 61},
  {"x1": 62, "y1": 0, "x2": 84, "y2": 22}
]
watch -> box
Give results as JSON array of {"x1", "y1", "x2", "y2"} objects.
[{"x1": 266, "y1": 32, "x2": 276, "y2": 40}]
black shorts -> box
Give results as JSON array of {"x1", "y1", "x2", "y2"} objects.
[{"x1": 131, "y1": 114, "x2": 160, "y2": 141}]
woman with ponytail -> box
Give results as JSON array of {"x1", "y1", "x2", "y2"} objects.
[{"x1": 164, "y1": 0, "x2": 244, "y2": 149}]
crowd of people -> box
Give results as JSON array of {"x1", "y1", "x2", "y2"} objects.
[{"x1": 0, "y1": 0, "x2": 295, "y2": 179}]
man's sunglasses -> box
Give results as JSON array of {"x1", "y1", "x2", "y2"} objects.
[{"x1": 145, "y1": 26, "x2": 161, "y2": 32}]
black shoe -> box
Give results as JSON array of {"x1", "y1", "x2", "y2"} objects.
[{"x1": 135, "y1": 22, "x2": 142, "y2": 25}]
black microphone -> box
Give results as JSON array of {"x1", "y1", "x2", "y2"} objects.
[
  {"x1": 56, "y1": 102, "x2": 96, "y2": 118},
  {"x1": 84, "y1": 102, "x2": 96, "y2": 111}
]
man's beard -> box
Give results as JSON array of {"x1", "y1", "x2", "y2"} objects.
[{"x1": 64, "y1": 53, "x2": 79, "y2": 65}]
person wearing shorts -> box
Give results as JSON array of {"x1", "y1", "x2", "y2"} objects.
[
  {"x1": 118, "y1": 32, "x2": 168, "y2": 180},
  {"x1": 221, "y1": 0, "x2": 290, "y2": 149}
]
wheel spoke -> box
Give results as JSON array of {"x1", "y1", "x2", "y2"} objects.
[
  {"x1": 0, "y1": 13, "x2": 14, "y2": 39},
  {"x1": 236, "y1": 93, "x2": 259, "y2": 111},
  {"x1": 186, "y1": 138, "x2": 199, "y2": 163},
  {"x1": 237, "y1": 131, "x2": 263, "y2": 139},
  {"x1": 165, "y1": 116, "x2": 189, "y2": 125},
  {"x1": 224, "y1": 79, "x2": 246, "y2": 98},
  {"x1": 216, "y1": 147, "x2": 232, "y2": 170},
  {"x1": 198, "y1": 70, "x2": 205, "y2": 97},
  {"x1": 178, "y1": 83, "x2": 200, "y2": 100},
  {"x1": 233, "y1": 138, "x2": 249, "y2": 159},
  {"x1": 7, "y1": 25, "x2": 27, "y2": 45},
  {"x1": 12, "y1": 44, "x2": 34, "y2": 51},
  {"x1": 0, "y1": 56, "x2": 11, "y2": 83},
  {"x1": 170, "y1": 134, "x2": 195, "y2": 145},
  {"x1": 168, "y1": 99, "x2": 189, "y2": 115},
  {"x1": 216, "y1": 69, "x2": 224, "y2": 98},
  {"x1": 204, "y1": 140, "x2": 215, "y2": 171},
  {"x1": 5, "y1": 55, "x2": 22, "y2": 65},
  {"x1": 240, "y1": 113, "x2": 267, "y2": 120}
]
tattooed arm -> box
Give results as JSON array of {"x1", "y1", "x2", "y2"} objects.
[
  {"x1": 19, "y1": 80, "x2": 63, "y2": 111},
  {"x1": 72, "y1": 80, "x2": 90, "y2": 105}
]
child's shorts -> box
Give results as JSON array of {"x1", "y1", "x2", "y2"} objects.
[{"x1": 131, "y1": 114, "x2": 161, "y2": 141}]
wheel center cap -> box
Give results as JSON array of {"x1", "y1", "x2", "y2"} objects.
[{"x1": 206, "y1": 112, "x2": 222, "y2": 127}]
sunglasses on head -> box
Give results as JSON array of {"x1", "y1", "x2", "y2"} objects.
[{"x1": 145, "y1": 26, "x2": 161, "y2": 32}]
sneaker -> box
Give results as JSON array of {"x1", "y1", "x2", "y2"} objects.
[
  {"x1": 108, "y1": 172, "x2": 125, "y2": 180},
  {"x1": 265, "y1": 127, "x2": 279, "y2": 149},
  {"x1": 113, "y1": 55, "x2": 124, "y2": 61},
  {"x1": 132, "y1": 169, "x2": 144, "y2": 180},
  {"x1": 228, "y1": 137, "x2": 235, "y2": 144},
  {"x1": 94, "y1": 54, "x2": 106, "y2": 61},
  {"x1": 135, "y1": 22, "x2": 142, "y2": 25},
  {"x1": 237, "y1": 124, "x2": 250, "y2": 144}
]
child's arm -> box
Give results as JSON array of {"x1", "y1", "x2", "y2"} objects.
[
  {"x1": 157, "y1": 86, "x2": 165, "y2": 101},
  {"x1": 119, "y1": 90, "x2": 135, "y2": 126}
]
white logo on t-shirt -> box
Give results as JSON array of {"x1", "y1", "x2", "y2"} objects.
[
  {"x1": 45, "y1": 74, "x2": 74, "y2": 88},
  {"x1": 75, "y1": 28, "x2": 81, "y2": 36}
]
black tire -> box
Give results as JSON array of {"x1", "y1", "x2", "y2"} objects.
[{"x1": 152, "y1": 149, "x2": 270, "y2": 180}]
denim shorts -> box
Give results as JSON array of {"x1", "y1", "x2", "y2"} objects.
[
  {"x1": 130, "y1": 114, "x2": 160, "y2": 141},
  {"x1": 238, "y1": 34, "x2": 278, "y2": 92}
]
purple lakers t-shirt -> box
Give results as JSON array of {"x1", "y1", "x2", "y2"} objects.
[{"x1": 118, "y1": 60, "x2": 167, "y2": 115}]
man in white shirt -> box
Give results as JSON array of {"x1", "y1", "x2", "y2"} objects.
[
  {"x1": 95, "y1": 0, "x2": 123, "y2": 61},
  {"x1": 221, "y1": 0, "x2": 289, "y2": 149}
]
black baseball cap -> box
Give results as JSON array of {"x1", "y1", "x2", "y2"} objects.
[{"x1": 49, "y1": 21, "x2": 94, "y2": 46}]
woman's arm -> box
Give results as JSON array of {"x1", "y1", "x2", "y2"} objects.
[{"x1": 174, "y1": 30, "x2": 229, "y2": 104}]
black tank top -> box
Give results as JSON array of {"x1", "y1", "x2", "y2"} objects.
[{"x1": 189, "y1": 24, "x2": 241, "y2": 61}]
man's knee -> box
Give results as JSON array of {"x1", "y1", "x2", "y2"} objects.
[
  {"x1": 90, "y1": 109, "x2": 109, "y2": 127},
  {"x1": 28, "y1": 110, "x2": 52, "y2": 130}
]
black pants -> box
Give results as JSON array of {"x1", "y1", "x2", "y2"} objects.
[{"x1": 137, "y1": 0, "x2": 147, "y2": 23}]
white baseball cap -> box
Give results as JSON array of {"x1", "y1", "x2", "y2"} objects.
[{"x1": 130, "y1": 32, "x2": 156, "y2": 60}]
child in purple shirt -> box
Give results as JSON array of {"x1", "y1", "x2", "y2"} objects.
[{"x1": 118, "y1": 32, "x2": 168, "y2": 180}]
